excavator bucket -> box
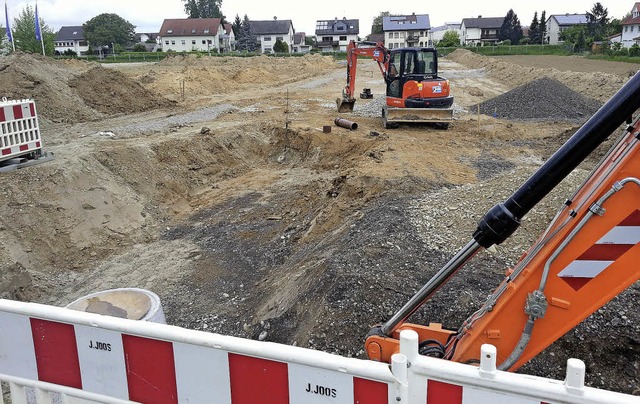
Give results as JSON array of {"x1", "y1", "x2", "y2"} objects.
[{"x1": 336, "y1": 97, "x2": 356, "y2": 113}]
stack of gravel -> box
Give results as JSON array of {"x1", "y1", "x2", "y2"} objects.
[{"x1": 475, "y1": 77, "x2": 602, "y2": 122}]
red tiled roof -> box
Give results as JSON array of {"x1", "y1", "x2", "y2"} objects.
[{"x1": 159, "y1": 18, "x2": 222, "y2": 36}]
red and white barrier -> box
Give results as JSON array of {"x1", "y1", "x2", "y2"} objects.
[
  {"x1": 0, "y1": 299, "x2": 638, "y2": 404},
  {"x1": 0, "y1": 98, "x2": 42, "y2": 162}
]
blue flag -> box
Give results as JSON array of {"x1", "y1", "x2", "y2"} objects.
[
  {"x1": 4, "y1": 2, "x2": 11, "y2": 42},
  {"x1": 35, "y1": 3, "x2": 41, "y2": 41}
]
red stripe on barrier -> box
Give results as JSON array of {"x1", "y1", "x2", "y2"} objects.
[
  {"x1": 0, "y1": 107, "x2": 5, "y2": 122},
  {"x1": 122, "y1": 335, "x2": 178, "y2": 404},
  {"x1": 1, "y1": 148, "x2": 10, "y2": 155},
  {"x1": 13, "y1": 105, "x2": 23, "y2": 120},
  {"x1": 577, "y1": 244, "x2": 633, "y2": 261},
  {"x1": 427, "y1": 380, "x2": 462, "y2": 404},
  {"x1": 619, "y1": 210, "x2": 640, "y2": 226},
  {"x1": 19, "y1": 144, "x2": 28, "y2": 151},
  {"x1": 29, "y1": 102, "x2": 35, "y2": 117},
  {"x1": 354, "y1": 377, "x2": 388, "y2": 404},
  {"x1": 30, "y1": 318, "x2": 82, "y2": 389},
  {"x1": 229, "y1": 353, "x2": 289, "y2": 404}
]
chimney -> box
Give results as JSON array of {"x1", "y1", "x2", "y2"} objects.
[
  {"x1": 478, "y1": 15, "x2": 482, "y2": 18},
  {"x1": 273, "y1": 16, "x2": 277, "y2": 20}
]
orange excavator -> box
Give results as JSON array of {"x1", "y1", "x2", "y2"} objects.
[
  {"x1": 365, "y1": 72, "x2": 640, "y2": 371},
  {"x1": 336, "y1": 40, "x2": 454, "y2": 129}
]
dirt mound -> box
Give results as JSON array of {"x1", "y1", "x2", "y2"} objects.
[
  {"x1": 69, "y1": 66, "x2": 175, "y2": 114},
  {"x1": 448, "y1": 49, "x2": 627, "y2": 101},
  {"x1": 475, "y1": 77, "x2": 602, "y2": 121},
  {"x1": 136, "y1": 53, "x2": 338, "y2": 100},
  {"x1": 0, "y1": 52, "x2": 98, "y2": 122}
]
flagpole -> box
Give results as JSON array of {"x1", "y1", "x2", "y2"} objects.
[
  {"x1": 5, "y1": 0, "x2": 14, "y2": 51},
  {"x1": 36, "y1": 1, "x2": 44, "y2": 55}
]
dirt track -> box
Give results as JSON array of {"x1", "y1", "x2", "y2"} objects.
[{"x1": 0, "y1": 51, "x2": 638, "y2": 394}]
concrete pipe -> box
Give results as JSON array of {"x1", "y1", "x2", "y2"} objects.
[{"x1": 334, "y1": 118, "x2": 358, "y2": 130}]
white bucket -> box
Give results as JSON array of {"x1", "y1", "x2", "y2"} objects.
[{"x1": 65, "y1": 288, "x2": 166, "y2": 324}]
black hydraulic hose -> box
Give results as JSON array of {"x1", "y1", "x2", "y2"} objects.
[{"x1": 473, "y1": 71, "x2": 640, "y2": 248}]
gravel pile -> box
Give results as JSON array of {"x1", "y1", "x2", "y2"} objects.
[{"x1": 475, "y1": 77, "x2": 602, "y2": 122}]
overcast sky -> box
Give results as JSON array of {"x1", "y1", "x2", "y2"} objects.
[{"x1": 5, "y1": 0, "x2": 631, "y2": 36}]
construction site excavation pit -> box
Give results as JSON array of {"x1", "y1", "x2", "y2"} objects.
[{"x1": 0, "y1": 50, "x2": 638, "y2": 395}]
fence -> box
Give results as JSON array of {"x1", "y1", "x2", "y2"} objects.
[{"x1": 1, "y1": 299, "x2": 638, "y2": 404}]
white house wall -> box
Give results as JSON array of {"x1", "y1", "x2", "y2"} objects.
[
  {"x1": 621, "y1": 23, "x2": 640, "y2": 48},
  {"x1": 259, "y1": 25, "x2": 294, "y2": 53}
]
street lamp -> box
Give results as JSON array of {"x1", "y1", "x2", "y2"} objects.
[{"x1": 111, "y1": 42, "x2": 115, "y2": 59}]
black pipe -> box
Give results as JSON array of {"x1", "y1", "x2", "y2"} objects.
[
  {"x1": 335, "y1": 118, "x2": 358, "y2": 130},
  {"x1": 473, "y1": 71, "x2": 640, "y2": 248}
]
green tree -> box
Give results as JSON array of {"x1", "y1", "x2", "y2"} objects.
[
  {"x1": 232, "y1": 14, "x2": 242, "y2": 37},
  {"x1": 539, "y1": 11, "x2": 547, "y2": 44},
  {"x1": 438, "y1": 30, "x2": 460, "y2": 47},
  {"x1": 500, "y1": 9, "x2": 523, "y2": 44},
  {"x1": 305, "y1": 35, "x2": 315, "y2": 46},
  {"x1": 586, "y1": 2, "x2": 608, "y2": 41},
  {"x1": 273, "y1": 38, "x2": 288, "y2": 53},
  {"x1": 132, "y1": 44, "x2": 147, "y2": 52},
  {"x1": 371, "y1": 11, "x2": 390, "y2": 35},
  {"x1": 529, "y1": 12, "x2": 540, "y2": 44},
  {"x1": 83, "y1": 13, "x2": 135, "y2": 49},
  {"x1": 605, "y1": 17, "x2": 621, "y2": 37},
  {"x1": 236, "y1": 14, "x2": 257, "y2": 52},
  {"x1": 12, "y1": 5, "x2": 54, "y2": 55},
  {"x1": 183, "y1": 0, "x2": 223, "y2": 19}
]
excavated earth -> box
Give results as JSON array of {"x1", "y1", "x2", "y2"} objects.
[{"x1": 0, "y1": 50, "x2": 639, "y2": 395}]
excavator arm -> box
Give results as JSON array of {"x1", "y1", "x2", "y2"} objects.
[
  {"x1": 366, "y1": 71, "x2": 640, "y2": 369},
  {"x1": 337, "y1": 41, "x2": 389, "y2": 113}
]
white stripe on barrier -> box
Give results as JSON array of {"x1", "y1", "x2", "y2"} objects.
[
  {"x1": 557, "y1": 260, "x2": 613, "y2": 278},
  {"x1": 173, "y1": 341, "x2": 232, "y2": 403},
  {"x1": 289, "y1": 362, "x2": 354, "y2": 404},
  {"x1": 0, "y1": 311, "x2": 37, "y2": 380},
  {"x1": 597, "y1": 226, "x2": 640, "y2": 244},
  {"x1": 462, "y1": 386, "x2": 539, "y2": 404},
  {"x1": 74, "y1": 324, "x2": 130, "y2": 400}
]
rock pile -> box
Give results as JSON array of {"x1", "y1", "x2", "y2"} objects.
[{"x1": 475, "y1": 77, "x2": 602, "y2": 122}]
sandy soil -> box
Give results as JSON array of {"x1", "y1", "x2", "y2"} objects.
[{"x1": 0, "y1": 50, "x2": 638, "y2": 394}]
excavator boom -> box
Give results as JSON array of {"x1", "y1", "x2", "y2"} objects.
[{"x1": 366, "y1": 71, "x2": 640, "y2": 369}]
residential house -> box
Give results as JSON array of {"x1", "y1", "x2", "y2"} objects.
[
  {"x1": 222, "y1": 23, "x2": 236, "y2": 52},
  {"x1": 460, "y1": 17, "x2": 503, "y2": 46},
  {"x1": 621, "y1": 3, "x2": 640, "y2": 48},
  {"x1": 545, "y1": 14, "x2": 588, "y2": 45},
  {"x1": 382, "y1": 14, "x2": 431, "y2": 49},
  {"x1": 158, "y1": 18, "x2": 226, "y2": 52},
  {"x1": 250, "y1": 18, "x2": 295, "y2": 53},
  {"x1": 431, "y1": 22, "x2": 461, "y2": 45},
  {"x1": 315, "y1": 17, "x2": 359, "y2": 52},
  {"x1": 292, "y1": 32, "x2": 311, "y2": 53},
  {"x1": 54, "y1": 26, "x2": 89, "y2": 55},
  {"x1": 367, "y1": 33, "x2": 385, "y2": 43},
  {"x1": 134, "y1": 33, "x2": 160, "y2": 52}
]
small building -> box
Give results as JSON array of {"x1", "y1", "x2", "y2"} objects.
[
  {"x1": 382, "y1": 14, "x2": 431, "y2": 49},
  {"x1": 221, "y1": 23, "x2": 236, "y2": 52},
  {"x1": 315, "y1": 17, "x2": 359, "y2": 52},
  {"x1": 54, "y1": 26, "x2": 89, "y2": 55},
  {"x1": 431, "y1": 22, "x2": 461, "y2": 45},
  {"x1": 292, "y1": 32, "x2": 311, "y2": 53},
  {"x1": 133, "y1": 33, "x2": 160, "y2": 52},
  {"x1": 367, "y1": 33, "x2": 385, "y2": 44},
  {"x1": 621, "y1": 3, "x2": 640, "y2": 48},
  {"x1": 545, "y1": 14, "x2": 588, "y2": 45},
  {"x1": 250, "y1": 19, "x2": 295, "y2": 54},
  {"x1": 158, "y1": 18, "x2": 226, "y2": 52},
  {"x1": 460, "y1": 17, "x2": 504, "y2": 46}
]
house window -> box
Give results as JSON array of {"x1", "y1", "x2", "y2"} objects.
[
  {"x1": 264, "y1": 36, "x2": 272, "y2": 41},
  {"x1": 192, "y1": 29, "x2": 196, "y2": 34},
  {"x1": 72, "y1": 31, "x2": 77, "y2": 35},
  {"x1": 204, "y1": 29, "x2": 210, "y2": 34},
  {"x1": 400, "y1": 32, "x2": 405, "y2": 38},
  {"x1": 339, "y1": 36, "x2": 347, "y2": 41},
  {"x1": 171, "y1": 40, "x2": 175, "y2": 45},
  {"x1": 276, "y1": 36, "x2": 283, "y2": 41},
  {"x1": 165, "y1": 40, "x2": 169, "y2": 45},
  {"x1": 202, "y1": 40, "x2": 206, "y2": 44},
  {"x1": 394, "y1": 32, "x2": 399, "y2": 38},
  {"x1": 337, "y1": 26, "x2": 345, "y2": 31},
  {"x1": 192, "y1": 40, "x2": 196, "y2": 44},
  {"x1": 167, "y1": 29, "x2": 173, "y2": 34},
  {"x1": 388, "y1": 32, "x2": 393, "y2": 38}
]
